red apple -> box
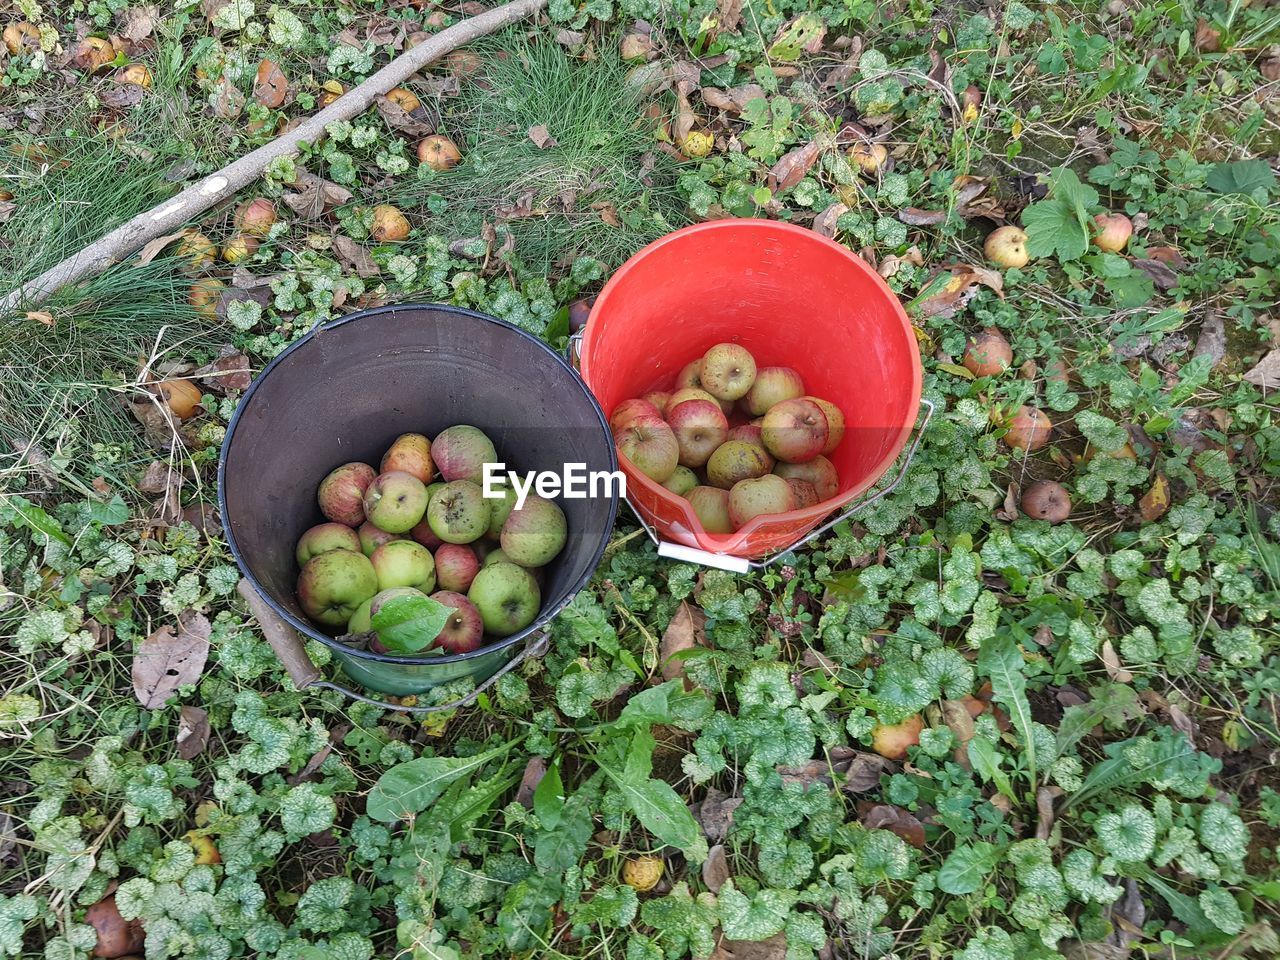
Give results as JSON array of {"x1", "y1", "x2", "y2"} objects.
[
  {"x1": 616, "y1": 414, "x2": 679, "y2": 482},
  {"x1": 409, "y1": 518, "x2": 443, "y2": 550},
  {"x1": 610, "y1": 398, "x2": 662, "y2": 434},
  {"x1": 430, "y1": 591, "x2": 485, "y2": 653},
  {"x1": 744, "y1": 366, "x2": 804, "y2": 416},
  {"x1": 727, "y1": 422, "x2": 765, "y2": 447},
  {"x1": 1005, "y1": 406, "x2": 1053, "y2": 451},
  {"x1": 962, "y1": 329, "x2": 1012, "y2": 378},
  {"x1": 761, "y1": 398, "x2": 829, "y2": 464},
  {"x1": 435, "y1": 543, "x2": 481, "y2": 592},
  {"x1": 667, "y1": 398, "x2": 729, "y2": 468},
  {"x1": 775, "y1": 456, "x2": 838, "y2": 500},
  {"x1": 317, "y1": 462, "x2": 377, "y2": 527},
  {"x1": 381, "y1": 432, "x2": 435, "y2": 483},
  {"x1": 1092, "y1": 213, "x2": 1132, "y2": 253}
]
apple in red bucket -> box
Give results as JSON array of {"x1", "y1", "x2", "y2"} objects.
[
  {"x1": 775, "y1": 456, "x2": 839, "y2": 501},
  {"x1": 728, "y1": 475, "x2": 795, "y2": 528},
  {"x1": 663, "y1": 465, "x2": 698, "y2": 495},
  {"x1": 706, "y1": 439, "x2": 773, "y2": 489},
  {"x1": 761, "y1": 398, "x2": 829, "y2": 463},
  {"x1": 686, "y1": 486, "x2": 732, "y2": 534},
  {"x1": 615, "y1": 414, "x2": 679, "y2": 482},
  {"x1": 699, "y1": 342, "x2": 757, "y2": 401},
  {"x1": 744, "y1": 366, "x2": 804, "y2": 416},
  {"x1": 610, "y1": 397, "x2": 661, "y2": 433},
  {"x1": 667, "y1": 397, "x2": 728, "y2": 468}
]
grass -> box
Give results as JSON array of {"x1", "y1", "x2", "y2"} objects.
[{"x1": 396, "y1": 33, "x2": 687, "y2": 270}]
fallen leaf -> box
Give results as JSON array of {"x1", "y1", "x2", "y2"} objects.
[
  {"x1": 811, "y1": 203, "x2": 848, "y2": 239},
  {"x1": 1194, "y1": 18, "x2": 1221, "y2": 53},
  {"x1": 138, "y1": 460, "x2": 181, "y2": 495},
  {"x1": 1167, "y1": 702, "x2": 1198, "y2": 742},
  {"x1": 1035, "y1": 785, "x2": 1063, "y2": 840},
  {"x1": 1107, "y1": 879, "x2": 1147, "y2": 949},
  {"x1": 135, "y1": 230, "x2": 191, "y2": 266},
  {"x1": 332, "y1": 235, "x2": 381, "y2": 278},
  {"x1": 995, "y1": 483, "x2": 1019, "y2": 522},
  {"x1": 213, "y1": 77, "x2": 245, "y2": 120},
  {"x1": 496, "y1": 189, "x2": 537, "y2": 221},
  {"x1": 254, "y1": 59, "x2": 289, "y2": 108},
  {"x1": 702, "y1": 843, "x2": 731, "y2": 892},
  {"x1": 952, "y1": 175, "x2": 1006, "y2": 220},
  {"x1": 100, "y1": 83, "x2": 146, "y2": 109},
  {"x1": 133, "y1": 611, "x2": 211, "y2": 709},
  {"x1": 767, "y1": 140, "x2": 820, "y2": 193},
  {"x1": 1192, "y1": 311, "x2": 1226, "y2": 368},
  {"x1": 121, "y1": 5, "x2": 156, "y2": 41},
  {"x1": 838, "y1": 751, "x2": 893, "y2": 792},
  {"x1": 176, "y1": 705, "x2": 210, "y2": 759},
  {"x1": 941, "y1": 699, "x2": 977, "y2": 765},
  {"x1": 700, "y1": 83, "x2": 766, "y2": 113},
  {"x1": 713, "y1": 933, "x2": 788, "y2": 960},
  {"x1": 194, "y1": 346, "x2": 252, "y2": 393},
  {"x1": 1100, "y1": 639, "x2": 1133, "y2": 683},
  {"x1": 822, "y1": 37, "x2": 864, "y2": 88},
  {"x1": 527, "y1": 124, "x2": 558, "y2": 149},
  {"x1": 127, "y1": 395, "x2": 184, "y2": 450},
  {"x1": 591, "y1": 200, "x2": 621, "y2": 227},
  {"x1": 716, "y1": 0, "x2": 743, "y2": 33},
  {"x1": 912, "y1": 264, "x2": 1004, "y2": 319},
  {"x1": 1132, "y1": 258, "x2": 1179, "y2": 291},
  {"x1": 897, "y1": 208, "x2": 947, "y2": 226},
  {"x1": 661, "y1": 601, "x2": 706, "y2": 684},
  {"x1": 515, "y1": 756, "x2": 547, "y2": 808},
  {"x1": 25, "y1": 310, "x2": 54, "y2": 326},
  {"x1": 375, "y1": 96, "x2": 435, "y2": 136},
  {"x1": 1138, "y1": 473, "x2": 1171, "y2": 522},
  {"x1": 693, "y1": 787, "x2": 742, "y2": 842},
  {"x1": 861, "y1": 804, "x2": 925, "y2": 849},
  {"x1": 1244, "y1": 349, "x2": 1280, "y2": 389},
  {"x1": 283, "y1": 171, "x2": 353, "y2": 220}
]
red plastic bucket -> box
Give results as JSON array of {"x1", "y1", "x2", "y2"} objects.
[{"x1": 579, "y1": 219, "x2": 923, "y2": 565}]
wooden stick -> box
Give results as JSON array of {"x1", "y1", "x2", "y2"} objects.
[
  {"x1": 0, "y1": 0, "x2": 547, "y2": 316},
  {"x1": 237, "y1": 578, "x2": 321, "y2": 689}
]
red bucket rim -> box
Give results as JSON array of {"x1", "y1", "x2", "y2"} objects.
[{"x1": 579, "y1": 218, "x2": 922, "y2": 556}]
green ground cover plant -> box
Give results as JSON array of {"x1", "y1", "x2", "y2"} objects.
[{"x1": 1, "y1": 1, "x2": 1279, "y2": 958}]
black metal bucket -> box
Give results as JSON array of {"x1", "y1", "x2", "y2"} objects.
[{"x1": 218, "y1": 304, "x2": 618, "y2": 697}]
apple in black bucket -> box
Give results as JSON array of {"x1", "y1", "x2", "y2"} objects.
[{"x1": 218, "y1": 304, "x2": 618, "y2": 697}]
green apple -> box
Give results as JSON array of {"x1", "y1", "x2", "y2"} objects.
[
  {"x1": 427, "y1": 480, "x2": 491, "y2": 544},
  {"x1": 296, "y1": 522, "x2": 361, "y2": 566},
  {"x1": 369, "y1": 539, "x2": 437, "y2": 592},
  {"x1": 468, "y1": 561, "x2": 541, "y2": 637},
  {"x1": 296, "y1": 549, "x2": 378, "y2": 629}
]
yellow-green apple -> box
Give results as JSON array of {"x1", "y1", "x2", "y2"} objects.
[
  {"x1": 616, "y1": 414, "x2": 679, "y2": 482},
  {"x1": 358, "y1": 521, "x2": 403, "y2": 556},
  {"x1": 370, "y1": 539, "x2": 437, "y2": 592},
  {"x1": 427, "y1": 480, "x2": 491, "y2": 544},
  {"x1": 728, "y1": 474, "x2": 795, "y2": 528},
  {"x1": 687, "y1": 485, "x2": 733, "y2": 534},
  {"x1": 804, "y1": 397, "x2": 845, "y2": 453},
  {"x1": 364, "y1": 470, "x2": 429, "y2": 533},
  {"x1": 667, "y1": 397, "x2": 729, "y2": 468},
  {"x1": 346, "y1": 597, "x2": 374, "y2": 635},
  {"x1": 468, "y1": 561, "x2": 541, "y2": 636},
  {"x1": 432, "y1": 425, "x2": 497, "y2": 482},
  {"x1": 670, "y1": 385, "x2": 732, "y2": 416},
  {"x1": 762, "y1": 398, "x2": 829, "y2": 463},
  {"x1": 787, "y1": 478, "x2": 819, "y2": 508},
  {"x1": 675, "y1": 358, "x2": 704, "y2": 389},
  {"x1": 1092, "y1": 212, "x2": 1132, "y2": 253},
  {"x1": 500, "y1": 495, "x2": 568, "y2": 567},
  {"x1": 297, "y1": 549, "x2": 378, "y2": 629},
  {"x1": 317, "y1": 462, "x2": 377, "y2": 526},
  {"x1": 663, "y1": 465, "x2": 698, "y2": 495},
  {"x1": 699, "y1": 342, "x2": 757, "y2": 401},
  {"x1": 484, "y1": 483, "x2": 519, "y2": 538},
  {"x1": 380, "y1": 432, "x2": 434, "y2": 483},
  {"x1": 430, "y1": 590, "x2": 485, "y2": 653},
  {"x1": 296, "y1": 523, "x2": 361, "y2": 565},
  {"x1": 435, "y1": 543, "x2": 480, "y2": 592},
  {"x1": 984, "y1": 225, "x2": 1030, "y2": 268},
  {"x1": 744, "y1": 366, "x2": 804, "y2": 416},
  {"x1": 706, "y1": 439, "x2": 773, "y2": 489},
  {"x1": 775, "y1": 456, "x2": 838, "y2": 500},
  {"x1": 642, "y1": 390, "x2": 672, "y2": 415},
  {"x1": 610, "y1": 398, "x2": 661, "y2": 434}
]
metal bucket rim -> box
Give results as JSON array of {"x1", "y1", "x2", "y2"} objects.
[{"x1": 217, "y1": 302, "x2": 619, "y2": 667}]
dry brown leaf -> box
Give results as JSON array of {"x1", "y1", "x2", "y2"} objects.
[
  {"x1": 702, "y1": 843, "x2": 731, "y2": 892},
  {"x1": 995, "y1": 483, "x2": 1019, "y2": 522},
  {"x1": 700, "y1": 83, "x2": 766, "y2": 114},
  {"x1": 1100, "y1": 639, "x2": 1133, "y2": 683},
  {"x1": 195, "y1": 346, "x2": 252, "y2": 394},
  {"x1": 591, "y1": 200, "x2": 621, "y2": 227},
  {"x1": 133, "y1": 611, "x2": 211, "y2": 709},
  {"x1": 716, "y1": 0, "x2": 743, "y2": 33},
  {"x1": 861, "y1": 803, "x2": 925, "y2": 849},
  {"x1": 767, "y1": 140, "x2": 820, "y2": 193},
  {"x1": 137, "y1": 460, "x2": 181, "y2": 495},
  {"x1": 714, "y1": 933, "x2": 788, "y2": 960},
  {"x1": 914, "y1": 264, "x2": 1004, "y2": 319},
  {"x1": 1192, "y1": 311, "x2": 1226, "y2": 368},
  {"x1": 812, "y1": 203, "x2": 848, "y2": 239},
  {"x1": 283, "y1": 172, "x2": 353, "y2": 220},
  {"x1": 1195, "y1": 18, "x2": 1221, "y2": 53},
  {"x1": 839, "y1": 751, "x2": 893, "y2": 792},
  {"x1": 375, "y1": 96, "x2": 435, "y2": 136},
  {"x1": 1138, "y1": 473, "x2": 1171, "y2": 522},
  {"x1": 1132, "y1": 258, "x2": 1179, "y2": 291},
  {"x1": 176, "y1": 705, "x2": 210, "y2": 759},
  {"x1": 135, "y1": 230, "x2": 191, "y2": 266},
  {"x1": 527, "y1": 124, "x2": 558, "y2": 148},
  {"x1": 1035, "y1": 785, "x2": 1063, "y2": 840},
  {"x1": 213, "y1": 78, "x2": 245, "y2": 120},
  {"x1": 121, "y1": 5, "x2": 156, "y2": 41},
  {"x1": 332, "y1": 235, "x2": 381, "y2": 278},
  {"x1": 1167, "y1": 702, "x2": 1198, "y2": 742},
  {"x1": 100, "y1": 83, "x2": 146, "y2": 109},
  {"x1": 515, "y1": 756, "x2": 547, "y2": 808},
  {"x1": 822, "y1": 37, "x2": 864, "y2": 88},
  {"x1": 289, "y1": 730, "x2": 342, "y2": 786},
  {"x1": 26, "y1": 310, "x2": 55, "y2": 326},
  {"x1": 897, "y1": 208, "x2": 947, "y2": 226},
  {"x1": 1244, "y1": 349, "x2": 1280, "y2": 389},
  {"x1": 694, "y1": 787, "x2": 742, "y2": 842},
  {"x1": 254, "y1": 59, "x2": 288, "y2": 108},
  {"x1": 661, "y1": 601, "x2": 706, "y2": 684}
]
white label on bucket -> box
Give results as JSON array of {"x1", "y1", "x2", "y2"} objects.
[{"x1": 484, "y1": 462, "x2": 625, "y2": 510}]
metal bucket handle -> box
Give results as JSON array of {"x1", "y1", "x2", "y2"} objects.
[{"x1": 235, "y1": 579, "x2": 548, "y2": 714}]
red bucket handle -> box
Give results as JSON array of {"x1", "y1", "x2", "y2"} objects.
[{"x1": 621, "y1": 399, "x2": 935, "y2": 573}]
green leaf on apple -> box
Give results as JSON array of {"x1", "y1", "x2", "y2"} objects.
[{"x1": 370, "y1": 592, "x2": 451, "y2": 654}]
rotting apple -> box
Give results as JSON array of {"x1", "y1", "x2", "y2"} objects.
[
  {"x1": 430, "y1": 590, "x2": 485, "y2": 653},
  {"x1": 775, "y1": 455, "x2": 838, "y2": 500},
  {"x1": 699, "y1": 342, "x2": 757, "y2": 401},
  {"x1": 187, "y1": 277, "x2": 225, "y2": 320},
  {"x1": 385, "y1": 86, "x2": 422, "y2": 112},
  {"x1": 804, "y1": 397, "x2": 845, "y2": 453},
  {"x1": 318, "y1": 462, "x2": 377, "y2": 527},
  {"x1": 221, "y1": 233, "x2": 258, "y2": 263},
  {"x1": 761, "y1": 397, "x2": 829, "y2": 463},
  {"x1": 234, "y1": 197, "x2": 277, "y2": 237},
  {"x1": 1020, "y1": 480, "x2": 1072, "y2": 524},
  {"x1": 962, "y1": 328, "x2": 1013, "y2": 378},
  {"x1": 728, "y1": 474, "x2": 795, "y2": 528},
  {"x1": 363, "y1": 470, "x2": 430, "y2": 534},
  {"x1": 871, "y1": 714, "x2": 923, "y2": 760},
  {"x1": 296, "y1": 522, "x2": 362, "y2": 566},
  {"x1": 500, "y1": 494, "x2": 568, "y2": 567},
  {"x1": 667, "y1": 397, "x2": 729, "y2": 468},
  {"x1": 3, "y1": 22, "x2": 40, "y2": 55},
  {"x1": 432, "y1": 425, "x2": 497, "y2": 483},
  {"x1": 687, "y1": 485, "x2": 733, "y2": 534},
  {"x1": 427, "y1": 480, "x2": 491, "y2": 544},
  {"x1": 848, "y1": 141, "x2": 888, "y2": 175},
  {"x1": 727, "y1": 422, "x2": 765, "y2": 447},
  {"x1": 381, "y1": 432, "x2": 434, "y2": 484},
  {"x1": 417, "y1": 134, "x2": 463, "y2": 171},
  {"x1": 371, "y1": 204, "x2": 410, "y2": 242},
  {"x1": 435, "y1": 543, "x2": 480, "y2": 592},
  {"x1": 984, "y1": 225, "x2": 1030, "y2": 269},
  {"x1": 786, "y1": 478, "x2": 820, "y2": 508},
  {"x1": 370, "y1": 539, "x2": 437, "y2": 592},
  {"x1": 116, "y1": 63, "x2": 152, "y2": 87},
  {"x1": 468, "y1": 561, "x2": 541, "y2": 637},
  {"x1": 1004, "y1": 405, "x2": 1053, "y2": 452},
  {"x1": 744, "y1": 366, "x2": 804, "y2": 416},
  {"x1": 616, "y1": 413, "x2": 679, "y2": 482},
  {"x1": 296, "y1": 549, "x2": 378, "y2": 629},
  {"x1": 706, "y1": 438, "x2": 774, "y2": 489}
]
